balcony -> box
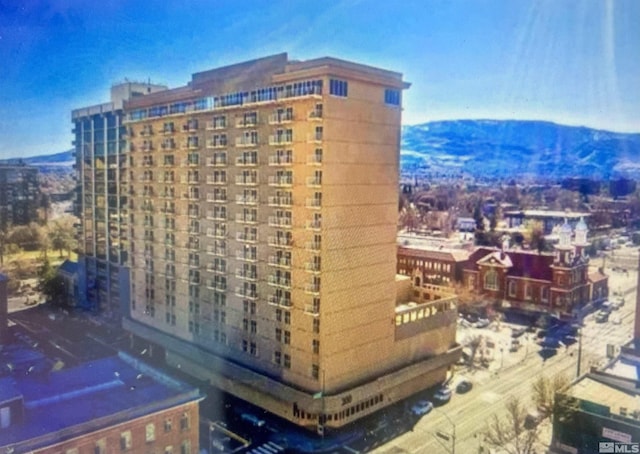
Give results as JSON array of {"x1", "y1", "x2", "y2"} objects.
[
  {"x1": 268, "y1": 176, "x2": 293, "y2": 187},
  {"x1": 206, "y1": 212, "x2": 226, "y2": 221},
  {"x1": 305, "y1": 219, "x2": 321, "y2": 230},
  {"x1": 236, "y1": 195, "x2": 257, "y2": 205},
  {"x1": 206, "y1": 139, "x2": 227, "y2": 149},
  {"x1": 206, "y1": 280, "x2": 227, "y2": 292},
  {"x1": 268, "y1": 155, "x2": 293, "y2": 166},
  {"x1": 307, "y1": 154, "x2": 323, "y2": 165},
  {"x1": 308, "y1": 109, "x2": 323, "y2": 120},
  {"x1": 307, "y1": 133, "x2": 323, "y2": 143},
  {"x1": 306, "y1": 241, "x2": 321, "y2": 251},
  {"x1": 236, "y1": 118, "x2": 258, "y2": 128},
  {"x1": 305, "y1": 283, "x2": 321, "y2": 294},
  {"x1": 305, "y1": 262, "x2": 321, "y2": 273},
  {"x1": 306, "y1": 177, "x2": 322, "y2": 188},
  {"x1": 235, "y1": 176, "x2": 258, "y2": 186},
  {"x1": 206, "y1": 264, "x2": 226, "y2": 274},
  {"x1": 141, "y1": 143, "x2": 154, "y2": 152},
  {"x1": 236, "y1": 232, "x2": 258, "y2": 243},
  {"x1": 235, "y1": 137, "x2": 258, "y2": 148},
  {"x1": 207, "y1": 194, "x2": 227, "y2": 203},
  {"x1": 206, "y1": 229, "x2": 226, "y2": 239},
  {"x1": 162, "y1": 126, "x2": 175, "y2": 135},
  {"x1": 268, "y1": 236, "x2": 293, "y2": 248},
  {"x1": 236, "y1": 157, "x2": 258, "y2": 166},
  {"x1": 268, "y1": 135, "x2": 293, "y2": 146},
  {"x1": 183, "y1": 122, "x2": 199, "y2": 132},
  {"x1": 305, "y1": 198, "x2": 321, "y2": 209},
  {"x1": 267, "y1": 295, "x2": 292, "y2": 308},
  {"x1": 206, "y1": 176, "x2": 227, "y2": 185},
  {"x1": 182, "y1": 141, "x2": 200, "y2": 150},
  {"x1": 268, "y1": 216, "x2": 292, "y2": 228},
  {"x1": 268, "y1": 275, "x2": 291, "y2": 288},
  {"x1": 235, "y1": 270, "x2": 258, "y2": 281},
  {"x1": 235, "y1": 287, "x2": 258, "y2": 300},
  {"x1": 206, "y1": 247, "x2": 226, "y2": 257},
  {"x1": 206, "y1": 120, "x2": 226, "y2": 130},
  {"x1": 161, "y1": 141, "x2": 176, "y2": 151},
  {"x1": 268, "y1": 112, "x2": 294, "y2": 124},
  {"x1": 304, "y1": 304, "x2": 320, "y2": 315},
  {"x1": 267, "y1": 196, "x2": 292, "y2": 207},
  {"x1": 235, "y1": 251, "x2": 258, "y2": 262},
  {"x1": 268, "y1": 255, "x2": 291, "y2": 268},
  {"x1": 206, "y1": 157, "x2": 227, "y2": 167},
  {"x1": 235, "y1": 214, "x2": 258, "y2": 224}
]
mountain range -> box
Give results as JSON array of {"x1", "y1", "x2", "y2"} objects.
[
  {"x1": 401, "y1": 120, "x2": 640, "y2": 180},
  {"x1": 5, "y1": 120, "x2": 640, "y2": 180}
]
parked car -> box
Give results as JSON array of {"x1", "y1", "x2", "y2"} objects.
[
  {"x1": 511, "y1": 327, "x2": 526, "y2": 338},
  {"x1": 456, "y1": 379, "x2": 473, "y2": 393},
  {"x1": 611, "y1": 315, "x2": 621, "y2": 325},
  {"x1": 410, "y1": 400, "x2": 434, "y2": 416},
  {"x1": 434, "y1": 386, "x2": 453, "y2": 404},
  {"x1": 474, "y1": 318, "x2": 490, "y2": 328},
  {"x1": 595, "y1": 311, "x2": 609, "y2": 323}
]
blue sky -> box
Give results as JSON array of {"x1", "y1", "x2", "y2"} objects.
[{"x1": 0, "y1": 0, "x2": 639, "y2": 158}]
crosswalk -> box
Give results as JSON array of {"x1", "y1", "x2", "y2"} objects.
[{"x1": 247, "y1": 441, "x2": 285, "y2": 454}]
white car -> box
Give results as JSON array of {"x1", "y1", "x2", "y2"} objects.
[
  {"x1": 611, "y1": 315, "x2": 621, "y2": 325},
  {"x1": 411, "y1": 400, "x2": 434, "y2": 416},
  {"x1": 434, "y1": 386, "x2": 453, "y2": 403}
]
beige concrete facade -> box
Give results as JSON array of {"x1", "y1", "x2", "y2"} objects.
[{"x1": 122, "y1": 53, "x2": 459, "y2": 430}]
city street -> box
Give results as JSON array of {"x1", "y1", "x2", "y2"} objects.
[{"x1": 368, "y1": 254, "x2": 638, "y2": 454}]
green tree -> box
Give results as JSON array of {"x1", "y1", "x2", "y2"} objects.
[
  {"x1": 38, "y1": 258, "x2": 67, "y2": 307},
  {"x1": 48, "y1": 216, "x2": 77, "y2": 258}
]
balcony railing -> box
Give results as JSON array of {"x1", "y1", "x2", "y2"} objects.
[
  {"x1": 268, "y1": 176, "x2": 293, "y2": 187},
  {"x1": 268, "y1": 112, "x2": 294, "y2": 124},
  {"x1": 206, "y1": 157, "x2": 227, "y2": 167},
  {"x1": 305, "y1": 262, "x2": 321, "y2": 272},
  {"x1": 235, "y1": 270, "x2": 258, "y2": 281},
  {"x1": 268, "y1": 216, "x2": 292, "y2": 228},
  {"x1": 236, "y1": 195, "x2": 257, "y2": 205},
  {"x1": 268, "y1": 275, "x2": 291, "y2": 288},
  {"x1": 206, "y1": 139, "x2": 227, "y2": 149},
  {"x1": 268, "y1": 135, "x2": 293, "y2": 146},
  {"x1": 305, "y1": 198, "x2": 321, "y2": 209},
  {"x1": 306, "y1": 219, "x2": 321, "y2": 230},
  {"x1": 305, "y1": 283, "x2": 321, "y2": 294},
  {"x1": 308, "y1": 110, "x2": 323, "y2": 120},
  {"x1": 206, "y1": 264, "x2": 226, "y2": 274},
  {"x1": 268, "y1": 155, "x2": 293, "y2": 166},
  {"x1": 236, "y1": 251, "x2": 258, "y2": 262},
  {"x1": 235, "y1": 176, "x2": 258, "y2": 186},
  {"x1": 268, "y1": 236, "x2": 293, "y2": 248},
  {"x1": 235, "y1": 137, "x2": 258, "y2": 148},
  {"x1": 236, "y1": 118, "x2": 258, "y2": 128},
  {"x1": 235, "y1": 214, "x2": 258, "y2": 224},
  {"x1": 235, "y1": 287, "x2": 258, "y2": 299},
  {"x1": 267, "y1": 295, "x2": 292, "y2": 307},
  {"x1": 236, "y1": 157, "x2": 258, "y2": 166},
  {"x1": 304, "y1": 304, "x2": 320, "y2": 315},
  {"x1": 307, "y1": 154, "x2": 323, "y2": 165},
  {"x1": 306, "y1": 177, "x2": 322, "y2": 187},
  {"x1": 207, "y1": 194, "x2": 227, "y2": 203},
  {"x1": 236, "y1": 232, "x2": 258, "y2": 242},
  {"x1": 268, "y1": 196, "x2": 292, "y2": 207},
  {"x1": 306, "y1": 241, "x2": 321, "y2": 251},
  {"x1": 268, "y1": 256, "x2": 291, "y2": 268},
  {"x1": 206, "y1": 177, "x2": 227, "y2": 185}
]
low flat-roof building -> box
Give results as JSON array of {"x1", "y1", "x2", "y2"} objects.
[
  {"x1": 503, "y1": 210, "x2": 590, "y2": 235},
  {"x1": 0, "y1": 349, "x2": 202, "y2": 454},
  {"x1": 551, "y1": 342, "x2": 640, "y2": 453}
]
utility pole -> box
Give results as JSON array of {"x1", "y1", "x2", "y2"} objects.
[{"x1": 576, "y1": 321, "x2": 583, "y2": 378}]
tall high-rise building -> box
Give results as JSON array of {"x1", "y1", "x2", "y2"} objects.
[
  {"x1": 112, "y1": 53, "x2": 458, "y2": 432},
  {"x1": 0, "y1": 164, "x2": 41, "y2": 230},
  {"x1": 72, "y1": 82, "x2": 167, "y2": 316}
]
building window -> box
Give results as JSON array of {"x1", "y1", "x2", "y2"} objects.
[
  {"x1": 312, "y1": 339, "x2": 320, "y2": 354},
  {"x1": 274, "y1": 351, "x2": 281, "y2": 365},
  {"x1": 312, "y1": 364, "x2": 320, "y2": 380},
  {"x1": 329, "y1": 79, "x2": 348, "y2": 97},
  {"x1": 525, "y1": 284, "x2": 533, "y2": 300},
  {"x1": 508, "y1": 280, "x2": 516, "y2": 297},
  {"x1": 120, "y1": 430, "x2": 132, "y2": 451},
  {"x1": 284, "y1": 354, "x2": 291, "y2": 369},
  {"x1": 384, "y1": 88, "x2": 401, "y2": 106},
  {"x1": 181, "y1": 441, "x2": 191, "y2": 454},
  {"x1": 164, "y1": 418, "x2": 172, "y2": 433},
  {"x1": 541, "y1": 287, "x2": 549, "y2": 302},
  {"x1": 165, "y1": 447, "x2": 173, "y2": 454},
  {"x1": 94, "y1": 439, "x2": 106, "y2": 454},
  {"x1": 145, "y1": 423, "x2": 156, "y2": 442},
  {"x1": 484, "y1": 269, "x2": 498, "y2": 291},
  {"x1": 180, "y1": 413, "x2": 190, "y2": 431}
]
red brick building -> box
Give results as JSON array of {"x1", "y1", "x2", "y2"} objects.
[
  {"x1": 397, "y1": 246, "x2": 469, "y2": 286},
  {"x1": 461, "y1": 219, "x2": 606, "y2": 320}
]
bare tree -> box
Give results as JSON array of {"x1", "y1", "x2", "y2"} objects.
[
  {"x1": 464, "y1": 334, "x2": 483, "y2": 368},
  {"x1": 483, "y1": 395, "x2": 539, "y2": 454},
  {"x1": 531, "y1": 373, "x2": 570, "y2": 419}
]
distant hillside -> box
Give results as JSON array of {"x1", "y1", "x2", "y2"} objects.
[
  {"x1": 401, "y1": 120, "x2": 640, "y2": 180},
  {"x1": 0, "y1": 150, "x2": 74, "y2": 174}
]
